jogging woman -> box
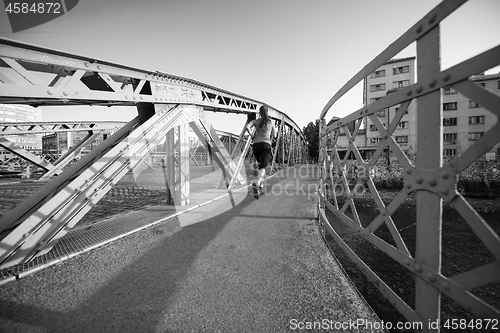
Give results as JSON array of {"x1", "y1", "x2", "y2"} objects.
[{"x1": 246, "y1": 105, "x2": 275, "y2": 199}]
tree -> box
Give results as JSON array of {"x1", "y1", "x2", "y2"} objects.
[{"x1": 303, "y1": 120, "x2": 319, "y2": 163}]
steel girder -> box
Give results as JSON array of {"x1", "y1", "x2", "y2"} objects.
[
  {"x1": 0, "y1": 137, "x2": 54, "y2": 172},
  {"x1": 0, "y1": 38, "x2": 304, "y2": 145},
  {"x1": 37, "y1": 130, "x2": 103, "y2": 180},
  {"x1": 318, "y1": 0, "x2": 500, "y2": 329},
  {"x1": 0, "y1": 120, "x2": 123, "y2": 177},
  {"x1": 0, "y1": 37, "x2": 306, "y2": 164},
  {"x1": 0, "y1": 121, "x2": 125, "y2": 135}
]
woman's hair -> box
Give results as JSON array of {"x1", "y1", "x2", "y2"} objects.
[{"x1": 257, "y1": 105, "x2": 271, "y2": 129}]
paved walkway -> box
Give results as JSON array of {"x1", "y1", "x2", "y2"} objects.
[{"x1": 0, "y1": 165, "x2": 383, "y2": 333}]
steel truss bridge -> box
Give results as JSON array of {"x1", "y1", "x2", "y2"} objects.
[
  {"x1": 318, "y1": 0, "x2": 499, "y2": 331},
  {"x1": 0, "y1": 37, "x2": 307, "y2": 269},
  {"x1": 0, "y1": 121, "x2": 246, "y2": 176}
]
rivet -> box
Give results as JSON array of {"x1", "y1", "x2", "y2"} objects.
[
  {"x1": 428, "y1": 14, "x2": 437, "y2": 24},
  {"x1": 441, "y1": 189, "x2": 449, "y2": 196},
  {"x1": 85, "y1": 62, "x2": 90, "y2": 67},
  {"x1": 381, "y1": 210, "x2": 387, "y2": 216},
  {"x1": 405, "y1": 183, "x2": 412, "y2": 189},
  {"x1": 406, "y1": 90, "x2": 412, "y2": 96},
  {"x1": 427, "y1": 272, "x2": 436, "y2": 283},
  {"x1": 97, "y1": 65, "x2": 101, "y2": 70},
  {"x1": 145, "y1": 75, "x2": 148, "y2": 79},
  {"x1": 442, "y1": 281, "x2": 450, "y2": 291},
  {"x1": 414, "y1": 263, "x2": 423, "y2": 273},
  {"x1": 415, "y1": 85, "x2": 423, "y2": 94},
  {"x1": 47, "y1": 89, "x2": 54, "y2": 95},
  {"x1": 441, "y1": 171, "x2": 449, "y2": 179},
  {"x1": 416, "y1": 176, "x2": 423, "y2": 184},
  {"x1": 443, "y1": 73, "x2": 451, "y2": 82},
  {"x1": 63, "y1": 91, "x2": 69, "y2": 96},
  {"x1": 404, "y1": 259, "x2": 411, "y2": 266},
  {"x1": 429, "y1": 178, "x2": 437, "y2": 186},
  {"x1": 384, "y1": 134, "x2": 389, "y2": 139},
  {"x1": 428, "y1": 79, "x2": 437, "y2": 88},
  {"x1": 23, "y1": 233, "x2": 30, "y2": 238},
  {"x1": 406, "y1": 168, "x2": 412, "y2": 175},
  {"x1": 416, "y1": 25, "x2": 423, "y2": 34}
]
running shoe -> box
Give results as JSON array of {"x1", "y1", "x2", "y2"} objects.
[{"x1": 252, "y1": 182, "x2": 260, "y2": 199}]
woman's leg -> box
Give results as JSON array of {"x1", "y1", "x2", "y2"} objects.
[
  {"x1": 257, "y1": 145, "x2": 272, "y2": 187},
  {"x1": 257, "y1": 168, "x2": 266, "y2": 187}
]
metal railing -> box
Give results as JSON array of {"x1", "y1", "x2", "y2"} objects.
[{"x1": 317, "y1": 0, "x2": 499, "y2": 331}]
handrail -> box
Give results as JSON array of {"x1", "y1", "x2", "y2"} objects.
[{"x1": 317, "y1": 0, "x2": 500, "y2": 330}]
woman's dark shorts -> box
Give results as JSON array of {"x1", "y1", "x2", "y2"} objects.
[{"x1": 252, "y1": 142, "x2": 272, "y2": 169}]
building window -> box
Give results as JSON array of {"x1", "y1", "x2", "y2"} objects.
[
  {"x1": 469, "y1": 100, "x2": 481, "y2": 108},
  {"x1": 469, "y1": 116, "x2": 485, "y2": 124},
  {"x1": 443, "y1": 86, "x2": 457, "y2": 95},
  {"x1": 393, "y1": 66, "x2": 409, "y2": 75},
  {"x1": 443, "y1": 118, "x2": 457, "y2": 126},
  {"x1": 369, "y1": 137, "x2": 382, "y2": 145},
  {"x1": 397, "y1": 121, "x2": 408, "y2": 129},
  {"x1": 393, "y1": 80, "x2": 409, "y2": 89},
  {"x1": 369, "y1": 124, "x2": 377, "y2": 131},
  {"x1": 394, "y1": 106, "x2": 408, "y2": 115},
  {"x1": 478, "y1": 82, "x2": 485, "y2": 87},
  {"x1": 370, "y1": 97, "x2": 382, "y2": 103},
  {"x1": 370, "y1": 83, "x2": 386, "y2": 92},
  {"x1": 444, "y1": 149, "x2": 457, "y2": 156},
  {"x1": 468, "y1": 132, "x2": 484, "y2": 141},
  {"x1": 395, "y1": 136, "x2": 408, "y2": 143},
  {"x1": 443, "y1": 102, "x2": 458, "y2": 111},
  {"x1": 370, "y1": 70, "x2": 386, "y2": 78},
  {"x1": 376, "y1": 109, "x2": 386, "y2": 117},
  {"x1": 443, "y1": 133, "x2": 457, "y2": 142}
]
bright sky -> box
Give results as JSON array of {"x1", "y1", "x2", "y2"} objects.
[{"x1": 1, "y1": 0, "x2": 499, "y2": 134}]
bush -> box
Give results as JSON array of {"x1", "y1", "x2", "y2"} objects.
[{"x1": 330, "y1": 154, "x2": 500, "y2": 196}]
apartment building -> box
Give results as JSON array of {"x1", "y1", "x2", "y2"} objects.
[
  {"x1": 442, "y1": 73, "x2": 500, "y2": 160},
  {"x1": 0, "y1": 104, "x2": 42, "y2": 150},
  {"x1": 42, "y1": 130, "x2": 114, "y2": 154},
  {"x1": 335, "y1": 57, "x2": 417, "y2": 158},
  {"x1": 363, "y1": 57, "x2": 417, "y2": 157},
  {"x1": 336, "y1": 57, "x2": 499, "y2": 161}
]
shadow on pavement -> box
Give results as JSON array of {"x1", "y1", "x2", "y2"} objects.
[{"x1": 0, "y1": 188, "x2": 256, "y2": 332}]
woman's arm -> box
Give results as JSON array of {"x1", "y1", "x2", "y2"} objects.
[{"x1": 245, "y1": 120, "x2": 255, "y2": 139}]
